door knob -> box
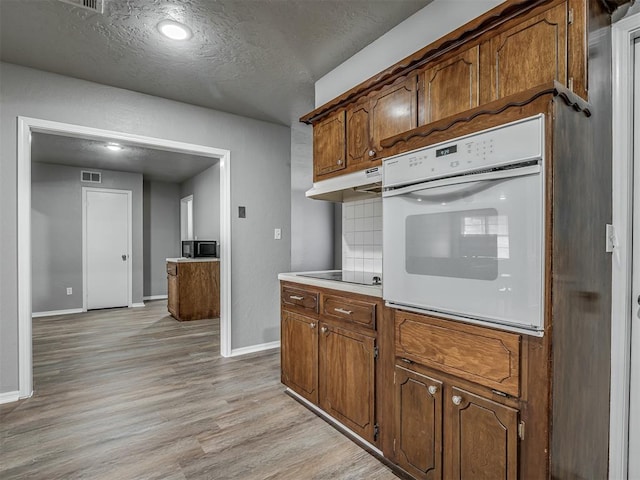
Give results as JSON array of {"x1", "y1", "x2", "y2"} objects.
[
  {"x1": 452, "y1": 395, "x2": 463, "y2": 406},
  {"x1": 321, "y1": 326, "x2": 328, "y2": 333},
  {"x1": 428, "y1": 385, "x2": 438, "y2": 395},
  {"x1": 310, "y1": 322, "x2": 316, "y2": 329},
  {"x1": 121, "y1": 254, "x2": 127, "y2": 261}
]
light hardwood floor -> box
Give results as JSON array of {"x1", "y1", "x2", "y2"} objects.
[{"x1": 0, "y1": 301, "x2": 398, "y2": 480}]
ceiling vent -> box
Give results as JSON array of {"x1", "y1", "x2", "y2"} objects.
[
  {"x1": 81, "y1": 171, "x2": 102, "y2": 183},
  {"x1": 58, "y1": 0, "x2": 104, "y2": 14}
]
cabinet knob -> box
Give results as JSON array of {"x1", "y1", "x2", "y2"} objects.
[
  {"x1": 368, "y1": 149, "x2": 376, "y2": 158},
  {"x1": 321, "y1": 326, "x2": 328, "y2": 333},
  {"x1": 337, "y1": 159, "x2": 343, "y2": 165},
  {"x1": 452, "y1": 395, "x2": 463, "y2": 406},
  {"x1": 309, "y1": 322, "x2": 316, "y2": 329},
  {"x1": 428, "y1": 385, "x2": 438, "y2": 395}
]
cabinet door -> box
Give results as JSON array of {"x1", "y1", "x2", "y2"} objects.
[
  {"x1": 346, "y1": 100, "x2": 372, "y2": 168},
  {"x1": 370, "y1": 77, "x2": 417, "y2": 156},
  {"x1": 313, "y1": 110, "x2": 346, "y2": 178},
  {"x1": 319, "y1": 322, "x2": 376, "y2": 443},
  {"x1": 420, "y1": 46, "x2": 479, "y2": 125},
  {"x1": 167, "y1": 273, "x2": 179, "y2": 318},
  {"x1": 449, "y1": 386, "x2": 519, "y2": 480},
  {"x1": 395, "y1": 366, "x2": 443, "y2": 480},
  {"x1": 281, "y1": 311, "x2": 318, "y2": 404},
  {"x1": 487, "y1": 2, "x2": 567, "y2": 100}
]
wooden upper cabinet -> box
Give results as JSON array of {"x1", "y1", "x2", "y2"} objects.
[
  {"x1": 419, "y1": 45, "x2": 480, "y2": 125},
  {"x1": 281, "y1": 311, "x2": 318, "y2": 404},
  {"x1": 395, "y1": 366, "x2": 443, "y2": 480},
  {"x1": 346, "y1": 99, "x2": 371, "y2": 168},
  {"x1": 483, "y1": 2, "x2": 568, "y2": 102},
  {"x1": 313, "y1": 110, "x2": 346, "y2": 178},
  {"x1": 369, "y1": 76, "x2": 417, "y2": 155},
  {"x1": 449, "y1": 386, "x2": 519, "y2": 480}
]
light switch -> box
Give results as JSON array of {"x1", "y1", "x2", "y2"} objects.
[
  {"x1": 239, "y1": 206, "x2": 246, "y2": 218},
  {"x1": 66, "y1": 287, "x2": 73, "y2": 295},
  {"x1": 274, "y1": 228, "x2": 281, "y2": 240}
]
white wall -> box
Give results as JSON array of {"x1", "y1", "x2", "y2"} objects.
[
  {"x1": 0, "y1": 62, "x2": 291, "y2": 394},
  {"x1": 315, "y1": 0, "x2": 504, "y2": 106}
]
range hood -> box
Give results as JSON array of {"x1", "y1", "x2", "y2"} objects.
[{"x1": 305, "y1": 166, "x2": 382, "y2": 202}]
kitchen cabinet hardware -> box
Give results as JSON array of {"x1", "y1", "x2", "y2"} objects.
[
  {"x1": 289, "y1": 295, "x2": 304, "y2": 301},
  {"x1": 368, "y1": 149, "x2": 376, "y2": 157},
  {"x1": 334, "y1": 307, "x2": 353, "y2": 315},
  {"x1": 428, "y1": 385, "x2": 438, "y2": 395},
  {"x1": 452, "y1": 395, "x2": 463, "y2": 406},
  {"x1": 321, "y1": 326, "x2": 328, "y2": 333},
  {"x1": 310, "y1": 322, "x2": 316, "y2": 329}
]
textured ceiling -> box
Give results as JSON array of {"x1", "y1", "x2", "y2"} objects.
[
  {"x1": 0, "y1": 0, "x2": 431, "y2": 126},
  {"x1": 31, "y1": 133, "x2": 218, "y2": 183}
]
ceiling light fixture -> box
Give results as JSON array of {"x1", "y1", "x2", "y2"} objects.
[
  {"x1": 106, "y1": 143, "x2": 123, "y2": 151},
  {"x1": 157, "y1": 20, "x2": 192, "y2": 41}
]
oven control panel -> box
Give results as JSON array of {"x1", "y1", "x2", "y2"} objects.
[{"x1": 383, "y1": 115, "x2": 544, "y2": 189}]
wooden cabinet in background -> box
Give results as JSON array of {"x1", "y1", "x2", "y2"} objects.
[
  {"x1": 166, "y1": 260, "x2": 220, "y2": 321},
  {"x1": 313, "y1": 110, "x2": 346, "y2": 178}
]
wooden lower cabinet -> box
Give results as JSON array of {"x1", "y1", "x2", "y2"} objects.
[
  {"x1": 167, "y1": 260, "x2": 220, "y2": 321},
  {"x1": 395, "y1": 366, "x2": 443, "y2": 480},
  {"x1": 450, "y1": 387, "x2": 519, "y2": 480},
  {"x1": 319, "y1": 322, "x2": 376, "y2": 443},
  {"x1": 395, "y1": 364, "x2": 520, "y2": 480},
  {"x1": 281, "y1": 311, "x2": 318, "y2": 404},
  {"x1": 281, "y1": 282, "x2": 381, "y2": 446}
]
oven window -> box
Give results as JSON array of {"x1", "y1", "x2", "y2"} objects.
[{"x1": 405, "y1": 208, "x2": 507, "y2": 280}]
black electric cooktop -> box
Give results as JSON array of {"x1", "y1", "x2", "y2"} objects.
[{"x1": 298, "y1": 270, "x2": 382, "y2": 286}]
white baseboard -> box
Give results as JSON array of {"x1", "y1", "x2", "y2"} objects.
[
  {"x1": 0, "y1": 390, "x2": 20, "y2": 404},
  {"x1": 143, "y1": 295, "x2": 167, "y2": 301},
  {"x1": 230, "y1": 340, "x2": 280, "y2": 357},
  {"x1": 131, "y1": 302, "x2": 145, "y2": 308},
  {"x1": 32, "y1": 308, "x2": 84, "y2": 318}
]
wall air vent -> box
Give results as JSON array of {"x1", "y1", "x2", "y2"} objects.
[
  {"x1": 57, "y1": 0, "x2": 104, "y2": 14},
  {"x1": 81, "y1": 171, "x2": 102, "y2": 183}
]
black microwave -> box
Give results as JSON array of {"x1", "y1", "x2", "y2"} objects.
[{"x1": 182, "y1": 240, "x2": 217, "y2": 258}]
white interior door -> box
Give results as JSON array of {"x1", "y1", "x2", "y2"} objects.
[
  {"x1": 630, "y1": 37, "x2": 640, "y2": 480},
  {"x1": 83, "y1": 188, "x2": 131, "y2": 310}
]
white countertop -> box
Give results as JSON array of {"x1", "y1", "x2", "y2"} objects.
[
  {"x1": 166, "y1": 257, "x2": 220, "y2": 263},
  {"x1": 278, "y1": 270, "x2": 383, "y2": 298}
]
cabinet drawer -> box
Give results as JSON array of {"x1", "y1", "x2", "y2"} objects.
[
  {"x1": 167, "y1": 262, "x2": 178, "y2": 276},
  {"x1": 322, "y1": 295, "x2": 376, "y2": 329},
  {"x1": 395, "y1": 312, "x2": 521, "y2": 397},
  {"x1": 282, "y1": 286, "x2": 319, "y2": 314}
]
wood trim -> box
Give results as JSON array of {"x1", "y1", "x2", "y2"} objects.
[
  {"x1": 380, "y1": 81, "x2": 590, "y2": 153},
  {"x1": 300, "y1": 0, "x2": 553, "y2": 125}
]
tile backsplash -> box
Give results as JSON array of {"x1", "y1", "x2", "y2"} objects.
[{"x1": 342, "y1": 198, "x2": 382, "y2": 274}]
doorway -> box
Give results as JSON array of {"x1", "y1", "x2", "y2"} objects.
[
  {"x1": 611, "y1": 10, "x2": 640, "y2": 480},
  {"x1": 630, "y1": 36, "x2": 640, "y2": 480},
  {"x1": 82, "y1": 187, "x2": 132, "y2": 310},
  {"x1": 17, "y1": 116, "x2": 232, "y2": 399}
]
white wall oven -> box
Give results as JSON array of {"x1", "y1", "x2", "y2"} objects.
[{"x1": 383, "y1": 115, "x2": 545, "y2": 335}]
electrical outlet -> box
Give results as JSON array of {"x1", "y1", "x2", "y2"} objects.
[
  {"x1": 274, "y1": 228, "x2": 281, "y2": 240},
  {"x1": 66, "y1": 287, "x2": 73, "y2": 295}
]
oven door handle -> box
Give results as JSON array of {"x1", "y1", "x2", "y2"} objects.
[{"x1": 383, "y1": 163, "x2": 541, "y2": 198}]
